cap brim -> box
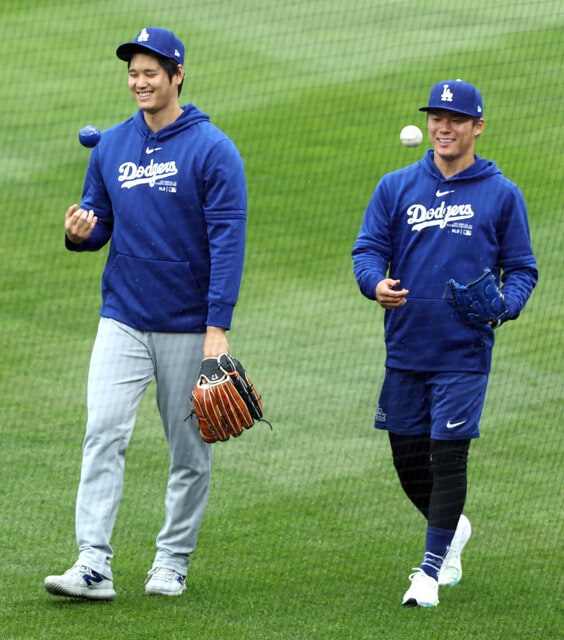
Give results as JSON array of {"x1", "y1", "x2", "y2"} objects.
[
  {"x1": 419, "y1": 106, "x2": 477, "y2": 117},
  {"x1": 116, "y1": 43, "x2": 151, "y2": 61}
]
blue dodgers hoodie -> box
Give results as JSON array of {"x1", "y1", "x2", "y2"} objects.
[
  {"x1": 352, "y1": 150, "x2": 538, "y2": 373},
  {"x1": 68, "y1": 105, "x2": 247, "y2": 333}
]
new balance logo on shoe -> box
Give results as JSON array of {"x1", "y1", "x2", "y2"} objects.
[{"x1": 82, "y1": 569, "x2": 105, "y2": 587}]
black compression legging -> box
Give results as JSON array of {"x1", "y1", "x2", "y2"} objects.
[{"x1": 388, "y1": 432, "x2": 470, "y2": 530}]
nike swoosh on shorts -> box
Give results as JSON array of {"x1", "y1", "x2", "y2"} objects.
[{"x1": 446, "y1": 419, "x2": 467, "y2": 429}]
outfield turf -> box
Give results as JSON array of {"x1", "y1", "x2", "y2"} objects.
[{"x1": 1, "y1": 1, "x2": 562, "y2": 639}]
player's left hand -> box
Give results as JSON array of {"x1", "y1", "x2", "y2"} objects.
[{"x1": 448, "y1": 269, "x2": 509, "y2": 329}]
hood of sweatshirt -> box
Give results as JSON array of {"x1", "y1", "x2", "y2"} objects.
[
  {"x1": 420, "y1": 148, "x2": 501, "y2": 183},
  {"x1": 132, "y1": 103, "x2": 210, "y2": 143}
]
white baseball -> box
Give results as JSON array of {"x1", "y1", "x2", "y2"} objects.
[{"x1": 400, "y1": 125, "x2": 423, "y2": 148}]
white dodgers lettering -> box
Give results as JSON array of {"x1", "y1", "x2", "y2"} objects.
[
  {"x1": 406, "y1": 201, "x2": 475, "y2": 231},
  {"x1": 118, "y1": 159, "x2": 179, "y2": 189}
]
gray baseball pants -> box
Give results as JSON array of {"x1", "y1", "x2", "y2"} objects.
[{"x1": 75, "y1": 317, "x2": 211, "y2": 579}]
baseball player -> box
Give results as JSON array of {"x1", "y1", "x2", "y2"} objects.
[
  {"x1": 352, "y1": 80, "x2": 537, "y2": 607},
  {"x1": 44, "y1": 27, "x2": 247, "y2": 600}
]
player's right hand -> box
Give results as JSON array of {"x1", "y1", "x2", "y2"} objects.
[
  {"x1": 65, "y1": 204, "x2": 97, "y2": 244},
  {"x1": 376, "y1": 278, "x2": 409, "y2": 309}
]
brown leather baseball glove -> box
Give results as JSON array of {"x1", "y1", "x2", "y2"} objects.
[{"x1": 191, "y1": 353, "x2": 265, "y2": 443}]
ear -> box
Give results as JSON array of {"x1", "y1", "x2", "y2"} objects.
[
  {"x1": 175, "y1": 64, "x2": 185, "y2": 85},
  {"x1": 474, "y1": 118, "x2": 485, "y2": 137}
]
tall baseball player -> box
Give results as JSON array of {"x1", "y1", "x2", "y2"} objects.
[
  {"x1": 44, "y1": 27, "x2": 247, "y2": 600},
  {"x1": 352, "y1": 80, "x2": 537, "y2": 607}
]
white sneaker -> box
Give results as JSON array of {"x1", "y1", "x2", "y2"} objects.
[
  {"x1": 44, "y1": 564, "x2": 115, "y2": 600},
  {"x1": 402, "y1": 569, "x2": 439, "y2": 607},
  {"x1": 145, "y1": 567, "x2": 186, "y2": 596},
  {"x1": 438, "y1": 514, "x2": 472, "y2": 587}
]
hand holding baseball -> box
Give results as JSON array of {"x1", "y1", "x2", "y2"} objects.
[
  {"x1": 376, "y1": 278, "x2": 409, "y2": 309},
  {"x1": 65, "y1": 204, "x2": 97, "y2": 244}
]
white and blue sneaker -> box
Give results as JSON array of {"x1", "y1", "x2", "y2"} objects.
[
  {"x1": 402, "y1": 569, "x2": 439, "y2": 607},
  {"x1": 439, "y1": 514, "x2": 472, "y2": 587},
  {"x1": 145, "y1": 567, "x2": 186, "y2": 596},
  {"x1": 44, "y1": 564, "x2": 115, "y2": 600}
]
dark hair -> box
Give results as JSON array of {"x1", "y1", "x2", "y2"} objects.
[
  {"x1": 158, "y1": 55, "x2": 184, "y2": 97},
  {"x1": 426, "y1": 108, "x2": 481, "y2": 125}
]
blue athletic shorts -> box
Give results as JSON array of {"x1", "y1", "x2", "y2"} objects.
[{"x1": 374, "y1": 368, "x2": 489, "y2": 440}]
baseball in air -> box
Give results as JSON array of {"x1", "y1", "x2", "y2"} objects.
[
  {"x1": 79, "y1": 125, "x2": 101, "y2": 148},
  {"x1": 400, "y1": 125, "x2": 423, "y2": 148}
]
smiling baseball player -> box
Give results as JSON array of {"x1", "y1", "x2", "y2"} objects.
[
  {"x1": 352, "y1": 79, "x2": 538, "y2": 607},
  {"x1": 44, "y1": 27, "x2": 247, "y2": 600}
]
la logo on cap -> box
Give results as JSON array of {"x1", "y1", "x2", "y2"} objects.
[
  {"x1": 440, "y1": 84, "x2": 454, "y2": 103},
  {"x1": 138, "y1": 28, "x2": 150, "y2": 43}
]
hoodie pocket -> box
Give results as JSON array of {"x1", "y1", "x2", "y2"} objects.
[{"x1": 102, "y1": 254, "x2": 208, "y2": 330}]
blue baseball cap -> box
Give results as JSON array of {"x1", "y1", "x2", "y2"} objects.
[
  {"x1": 419, "y1": 79, "x2": 483, "y2": 118},
  {"x1": 116, "y1": 27, "x2": 184, "y2": 64}
]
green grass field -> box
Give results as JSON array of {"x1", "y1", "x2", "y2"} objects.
[{"x1": 1, "y1": 1, "x2": 562, "y2": 638}]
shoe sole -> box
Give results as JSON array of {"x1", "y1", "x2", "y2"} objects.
[
  {"x1": 438, "y1": 566, "x2": 462, "y2": 587},
  {"x1": 444, "y1": 571, "x2": 462, "y2": 587},
  {"x1": 402, "y1": 598, "x2": 438, "y2": 607},
  {"x1": 44, "y1": 581, "x2": 115, "y2": 601},
  {"x1": 145, "y1": 587, "x2": 186, "y2": 596}
]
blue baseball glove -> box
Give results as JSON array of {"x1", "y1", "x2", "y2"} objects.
[{"x1": 448, "y1": 269, "x2": 509, "y2": 329}]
